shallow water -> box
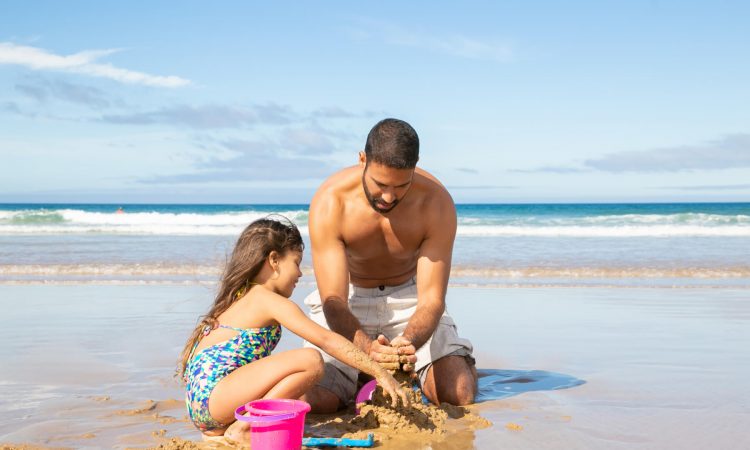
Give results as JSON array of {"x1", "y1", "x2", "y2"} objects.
[{"x1": 0, "y1": 284, "x2": 748, "y2": 449}]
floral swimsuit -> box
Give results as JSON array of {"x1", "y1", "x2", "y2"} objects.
[{"x1": 185, "y1": 324, "x2": 281, "y2": 431}]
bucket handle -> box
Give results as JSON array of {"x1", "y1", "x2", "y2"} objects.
[{"x1": 234, "y1": 403, "x2": 297, "y2": 423}]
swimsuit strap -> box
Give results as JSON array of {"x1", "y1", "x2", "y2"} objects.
[
  {"x1": 217, "y1": 324, "x2": 279, "y2": 333},
  {"x1": 235, "y1": 281, "x2": 260, "y2": 300},
  {"x1": 186, "y1": 323, "x2": 258, "y2": 365},
  {"x1": 186, "y1": 321, "x2": 231, "y2": 363},
  {"x1": 217, "y1": 324, "x2": 247, "y2": 332}
]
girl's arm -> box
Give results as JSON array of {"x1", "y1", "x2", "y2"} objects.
[{"x1": 265, "y1": 295, "x2": 410, "y2": 407}]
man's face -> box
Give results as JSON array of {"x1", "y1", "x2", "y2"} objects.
[{"x1": 361, "y1": 161, "x2": 415, "y2": 214}]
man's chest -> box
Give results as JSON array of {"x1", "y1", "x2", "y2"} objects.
[{"x1": 341, "y1": 214, "x2": 425, "y2": 261}]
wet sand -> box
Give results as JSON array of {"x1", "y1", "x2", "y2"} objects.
[{"x1": 0, "y1": 284, "x2": 748, "y2": 449}]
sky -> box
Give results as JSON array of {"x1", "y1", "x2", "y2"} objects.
[{"x1": 1, "y1": 0, "x2": 749, "y2": 204}]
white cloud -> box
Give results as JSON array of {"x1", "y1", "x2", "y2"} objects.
[
  {"x1": 16, "y1": 78, "x2": 112, "y2": 109},
  {"x1": 656, "y1": 183, "x2": 750, "y2": 191},
  {"x1": 350, "y1": 20, "x2": 513, "y2": 62},
  {"x1": 0, "y1": 42, "x2": 190, "y2": 88},
  {"x1": 516, "y1": 134, "x2": 750, "y2": 174},
  {"x1": 280, "y1": 128, "x2": 336, "y2": 154},
  {"x1": 140, "y1": 137, "x2": 334, "y2": 184},
  {"x1": 391, "y1": 32, "x2": 513, "y2": 62},
  {"x1": 585, "y1": 134, "x2": 750, "y2": 172},
  {"x1": 448, "y1": 185, "x2": 516, "y2": 190},
  {"x1": 100, "y1": 103, "x2": 294, "y2": 128},
  {"x1": 312, "y1": 106, "x2": 357, "y2": 118},
  {"x1": 510, "y1": 166, "x2": 590, "y2": 174},
  {"x1": 137, "y1": 125, "x2": 359, "y2": 185}
]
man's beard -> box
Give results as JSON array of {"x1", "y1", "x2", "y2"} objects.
[{"x1": 362, "y1": 174, "x2": 399, "y2": 214}]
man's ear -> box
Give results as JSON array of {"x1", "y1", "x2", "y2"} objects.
[{"x1": 358, "y1": 151, "x2": 366, "y2": 166}]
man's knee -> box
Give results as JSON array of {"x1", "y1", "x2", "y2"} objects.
[
  {"x1": 424, "y1": 355, "x2": 477, "y2": 406},
  {"x1": 450, "y1": 364, "x2": 478, "y2": 406},
  {"x1": 301, "y1": 385, "x2": 343, "y2": 414}
]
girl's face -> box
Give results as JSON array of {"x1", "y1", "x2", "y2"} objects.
[{"x1": 273, "y1": 250, "x2": 303, "y2": 297}]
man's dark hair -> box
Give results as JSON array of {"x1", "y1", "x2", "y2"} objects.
[{"x1": 364, "y1": 118, "x2": 419, "y2": 169}]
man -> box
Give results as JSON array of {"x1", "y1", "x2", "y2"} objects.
[{"x1": 302, "y1": 118, "x2": 476, "y2": 413}]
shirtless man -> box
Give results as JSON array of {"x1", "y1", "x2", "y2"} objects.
[{"x1": 301, "y1": 118, "x2": 477, "y2": 413}]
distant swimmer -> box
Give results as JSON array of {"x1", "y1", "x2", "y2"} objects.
[{"x1": 116, "y1": 207, "x2": 124, "y2": 214}]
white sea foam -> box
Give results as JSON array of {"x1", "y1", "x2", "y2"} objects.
[
  {"x1": 0, "y1": 209, "x2": 310, "y2": 235},
  {"x1": 2, "y1": 264, "x2": 748, "y2": 281},
  {"x1": 1, "y1": 208, "x2": 749, "y2": 237},
  {"x1": 455, "y1": 225, "x2": 750, "y2": 237},
  {"x1": 0, "y1": 263, "x2": 223, "y2": 276}
]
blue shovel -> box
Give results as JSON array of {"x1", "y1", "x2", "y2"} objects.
[{"x1": 302, "y1": 433, "x2": 375, "y2": 448}]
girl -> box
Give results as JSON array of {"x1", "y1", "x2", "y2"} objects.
[{"x1": 179, "y1": 217, "x2": 408, "y2": 438}]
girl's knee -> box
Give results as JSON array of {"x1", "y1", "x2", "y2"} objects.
[{"x1": 299, "y1": 348, "x2": 324, "y2": 379}]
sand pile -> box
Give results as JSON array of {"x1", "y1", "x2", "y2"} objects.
[
  {"x1": 353, "y1": 381, "x2": 452, "y2": 434},
  {"x1": 306, "y1": 373, "x2": 491, "y2": 446}
]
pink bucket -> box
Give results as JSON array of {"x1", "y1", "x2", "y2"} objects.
[{"x1": 235, "y1": 399, "x2": 311, "y2": 450}]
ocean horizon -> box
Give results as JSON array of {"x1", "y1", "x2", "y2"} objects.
[{"x1": 2, "y1": 202, "x2": 749, "y2": 288}]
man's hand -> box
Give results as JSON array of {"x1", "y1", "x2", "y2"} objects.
[
  {"x1": 389, "y1": 335, "x2": 417, "y2": 372},
  {"x1": 369, "y1": 335, "x2": 417, "y2": 371}
]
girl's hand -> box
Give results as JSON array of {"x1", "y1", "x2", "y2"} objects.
[{"x1": 375, "y1": 372, "x2": 411, "y2": 409}]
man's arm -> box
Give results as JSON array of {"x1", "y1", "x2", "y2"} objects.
[
  {"x1": 401, "y1": 195, "x2": 457, "y2": 350},
  {"x1": 309, "y1": 191, "x2": 374, "y2": 354}
]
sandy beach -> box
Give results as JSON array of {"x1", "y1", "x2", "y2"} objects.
[
  {"x1": 1, "y1": 282, "x2": 748, "y2": 449},
  {"x1": 4, "y1": 0, "x2": 750, "y2": 445}
]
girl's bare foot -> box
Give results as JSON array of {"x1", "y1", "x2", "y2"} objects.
[
  {"x1": 199, "y1": 433, "x2": 238, "y2": 449},
  {"x1": 223, "y1": 419, "x2": 252, "y2": 446}
]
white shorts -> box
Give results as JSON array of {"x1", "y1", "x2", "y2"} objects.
[{"x1": 303, "y1": 277, "x2": 474, "y2": 404}]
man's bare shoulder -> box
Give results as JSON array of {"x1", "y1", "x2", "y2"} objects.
[
  {"x1": 310, "y1": 165, "x2": 360, "y2": 220},
  {"x1": 412, "y1": 167, "x2": 455, "y2": 213}
]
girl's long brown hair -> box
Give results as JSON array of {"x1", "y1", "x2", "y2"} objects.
[{"x1": 178, "y1": 216, "x2": 304, "y2": 379}]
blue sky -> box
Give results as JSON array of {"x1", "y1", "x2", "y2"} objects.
[{"x1": 1, "y1": 1, "x2": 749, "y2": 203}]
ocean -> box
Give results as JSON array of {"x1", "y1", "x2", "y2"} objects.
[
  {"x1": 1, "y1": 202, "x2": 749, "y2": 288},
  {"x1": 2, "y1": 204, "x2": 750, "y2": 449}
]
